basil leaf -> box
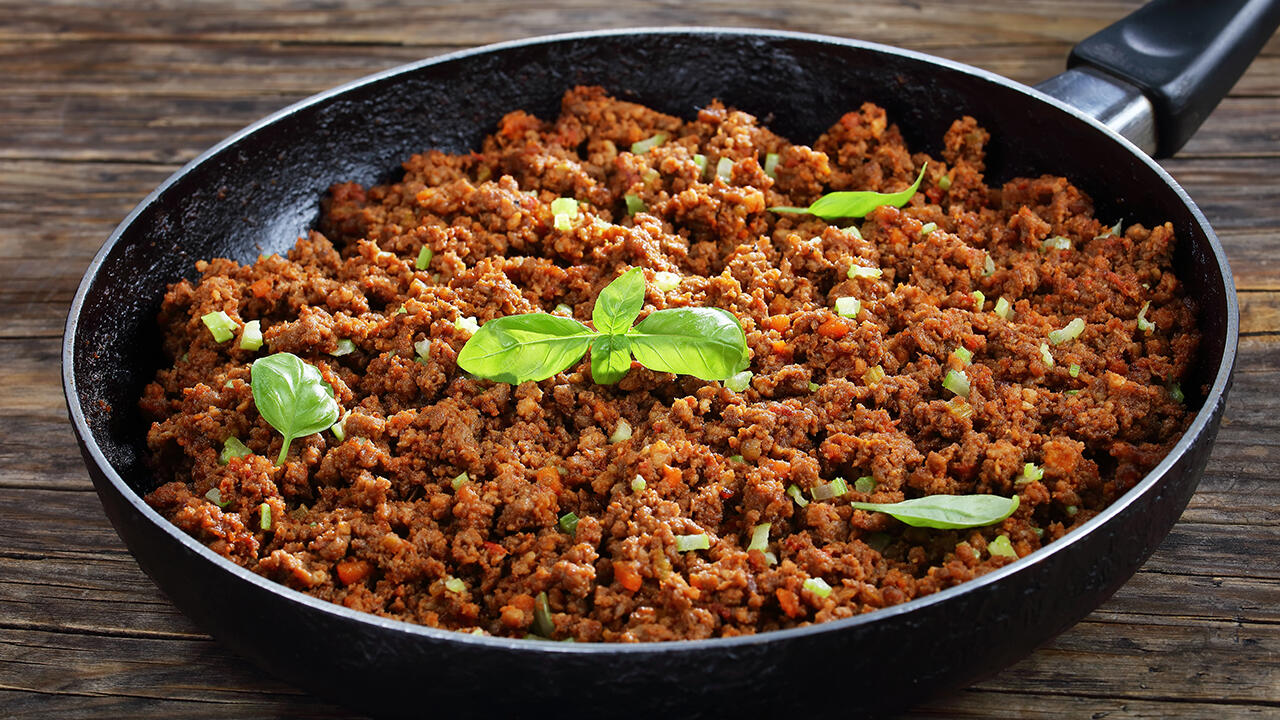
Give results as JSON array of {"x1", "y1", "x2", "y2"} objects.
[
  {"x1": 628, "y1": 307, "x2": 749, "y2": 381},
  {"x1": 590, "y1": 333, "x2": 632, "y2": 385},
  {"x1": 456, "y1": 313, "x2": 595, "y2": 384},
  {"x1": 850, "y1": 494, "x2": 1019, "y2": 529},
  {"x1": 592, "y1": 267, "x2": 645, "y2": 335},
  {"x1": 251, "y1": 352, "x2": 340, "y2": 465},
  {"x1": 771, "y1": 164, "x2": 926, "y2": 219}
]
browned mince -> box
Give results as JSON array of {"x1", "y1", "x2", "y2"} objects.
[{"x1": 141, "y1": 86, "x2": 1199, "y2": 642}]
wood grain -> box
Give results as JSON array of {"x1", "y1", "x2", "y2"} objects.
[{"x1": 1, "y1": 1, "x2": 1277, "y2": 718}]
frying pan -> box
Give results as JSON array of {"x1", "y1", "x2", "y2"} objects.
[{"x1": 64, "y1": 0, "x2": 1277, "y2": 716}]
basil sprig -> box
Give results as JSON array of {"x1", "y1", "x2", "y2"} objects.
[
  {"x1": 770, "y1": 165, "x2": 926, "y2": 219},
  {"x1": 851, "y1": 493, "x2": 1019, "y2": 529},
  {"x1": 250, "y1": 352, "x2": 340, "y2": 464},
  {"x1": 457, "y1": 268, "x2": 749, "y2": 385}
]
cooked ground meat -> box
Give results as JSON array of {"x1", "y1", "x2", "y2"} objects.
[{"x1": 141, "y1": 86, "x2": 1199, "y2": 642}]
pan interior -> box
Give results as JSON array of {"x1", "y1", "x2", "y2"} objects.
[{"x1": 70, "y1": 29, "x2": 1227, "y2": 509}]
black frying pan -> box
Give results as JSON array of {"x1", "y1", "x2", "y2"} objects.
[{"x1": 64, "y1": 1, "x2": 1278, "y2": 717}]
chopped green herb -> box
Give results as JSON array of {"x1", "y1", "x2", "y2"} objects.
[
  {"x1": 630, "y1": 133, "x2": 667, "y2": 155},
  {"x1": 715, "y1": 156, "x2": 734, "y2": 181},
  {"x1": 330, "y1": 414, "x2": 346, "y2": 442},
  {"x1": 725, "y1": 370, "x2": 753, "y2": 393},
  {"x1": 994, "y1": 296, "x2": 1013, "y2": 320},
  {"x1": 763, "y1": 152, "x2": 779, "y2": 178},
  {"x1": 553, "y1": 303, "x2": 573, "y2": 316},
  {"x1": 259, "y1": 502, "x2": 272, "y2": 531},
  {"x1": 920, "y1": 221, "x2": 938, "y2": 237},
  {"x1": 532, "y1": 591, "x2": 555, "y2": 637},
  {"x1": 204, "y1": 487, "x2": 230, "y2": 509},
  {"x1": 1137, "y1": 301, "x2": 1156, "y2": 333},
  {"x1": 850, "y1": 494, "x2": 1019, "y2": 529},
  {"x1": 609, "y1": 419, "x2": 632, "y2": 444},
  {"x1": 219, "y1": 436, "x2": 252, "y2": 465},
  {"x1": 988, "y1": 534, "x2": 1017, "y2": 558},
  {"x1": 674, "y1": 533, "x2": 711, "y2": 552},
  {"x1": 1065, "y1": 505, "x2": 1078, "y2": 516},
  {"x1": 395, "y1": 306, "x2": 407, "y2": 315},
  {"x1": 972, "y1": 290, "x2": 985, "y2": 309},
  {"x1": 863, "y1": 365, "x2": 886, "y2": 386},
  {"x1": 835, "y1": 296, "x2": 861, "y2": 318},
  {"x1": 201, "y1": 310, "x2": 237, "y2": 343},
  {"x1": 451, "y1": 472, "x2": 469, "y2": 490},
  {"x1": 803, "y1": 577, "x2": 833, "y2": 598},
  {"x1": 748, "y1": 522, "x2": 771, "y2": 552},
  {"x1": 330, "y1": 339, "x2": 355, "y2": 357},
  {"x1": 770, "y1": 165, "x2": 926, "y2": 220},
  {"x1": 847, "y1": 264, "x2": 883, "y2": 280},
  {"x1": 1168, "y1": 382, "x2": 1184, "y2": 403},
  {"x1": 728, "y1": 455, "x2": 744, "y2": 463},
  {"x1": 624, "y1": 193, "x2": 647, "y2": 215},
  {"x1": 251, "y1": 352, "x2": 340, "y2": 465},
  {"x1": 811, "y1": 477, "x2": 849, "y2": 501},
  {"x1": 787, "y1": 484, "x2": 809, "y2": 508},
  {"x1": 1041, "y1": 235, "x2": 1071, "y2": 252},
  {"x1": 1016, "y1": 463, "x2": 1044, "y2": 485},
  {"x1": 444, "y1": 576, "x2": 467, "y2": 594},
  {"x1": 558, "y1": 512, "x2": 579, "y2": 536},
  {"x1": 1039, "y1": 342, "x2": 1054, "y2": 367},
  {"x1": 938, "y1": 174, "x2": 952, "y2": 191},
  {"x1": 808, "y1": 381, "x2": 820, "y2": 392},
  {"x1": 983, "y1": 254, "x2": 995, "y2": 277},
  {"x1": 239, "y1": 320, "x2": 263, "y2": 351},
  {"x1": 943, "y1": 369, "x2": 970, "y2": 398},
  {"x1": 653, "y1": 271, "x2": 681, "y2": 291},
  {"x1": 416, "y1": 246, "x2": 433, "y2": 270},
  {"x1": 631, "y1": 475, "x2": 647, "y2": 492},
  {"x1": 693, "y1": 154, "x2": 708, "y2": 176},
  {"x1": 1095, "y1": 219, "x2": 1123, "y2": 239},
  {"x1": 854, "y1": 475, "x2": 876, "y2": 494},
  {"x1": 1069, "y1": 363, "x2": 1080, "y2": 378},
  {"x1": 454, "y1": 316, "x2": 479, "y2": 335},
  {"x1": 953, "y1": 346, "x2": 973, "y2": 365},
  {"x1": 947, "y1": 396, "x2": 974, "y2": 419},
  {"x1": 1049, "y1": 317, "x2": 1085, "y2": 345}
]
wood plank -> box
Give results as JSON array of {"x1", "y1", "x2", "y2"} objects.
[
  {"x1": 0, "y1": 50, "x2": 1274, "y2": 164},
  {"x1": 909, "y1": 691, "x2": 1279, "y2": 718},
  {"x1": 0, "y1": 0, "x2": 1146, "y2": 48}
]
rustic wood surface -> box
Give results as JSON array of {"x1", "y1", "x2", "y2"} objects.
[{"x1": 1, "y1": 1, "x2": 1276, "y2": 717}]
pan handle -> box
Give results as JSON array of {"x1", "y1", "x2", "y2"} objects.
[{"x1": 1035, "y1": 0, "x2": 1280, "y2": 158}]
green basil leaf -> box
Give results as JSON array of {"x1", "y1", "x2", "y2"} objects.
[
  {"x1": 590, "y1": 333, "x2": 632, "y2": 385},
  {"x1": 770, "y1": 164, "x2": 926, "y2": 219},
  {"x1": 592, "y1": 267, "x2": 645, "y2": 335},
  {"x1": 850, "y1": 493, "x2": 1019, "y2": 529},
  {"x1": 456, "y1": 313, "x2": 595, "y2": 384},
  {"x1": 628, "y1": 307, "x2": 749, "y2": 381},
  {"x1": 250, "y1": 352, "x2": 340, "y2": 465}
]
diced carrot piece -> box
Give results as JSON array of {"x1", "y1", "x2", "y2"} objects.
[
  {"x1": 763, "y1": 315, "x2": 791, "y2": 332},
  {"x1": 535, "y1": 466, "x2": 562, "y2": 494},
  {"x1": 614, "y1": 561, "x2": 643, "y2": 592},
  {"x1": 249, "y1": 278, "x2": 271, "y2": 298},
  {"x1": 335, "y1": 558, "x2": 372, "y2": 586},
  {"x1": 661, "y1": 465, "x2": 682, "y2": 485},
  {"x1": 777, "y1": 588, "x2": 803, "y2": 618},
  {"x1": 771, "y1": 340, "x2": 792, "y2": 358},
  {"x1": 817, "y1": 318, "x2": 849, "y2": 338},
  {"x1": 509, "y1": 593, "x2": 536, "y2": 611}
]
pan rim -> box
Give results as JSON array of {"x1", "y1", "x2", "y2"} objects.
[{"x1": 62, "y1": 26, "x2": 1240, "y2": 657}]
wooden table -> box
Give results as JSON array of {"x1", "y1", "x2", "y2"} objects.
[{"x1": 2, "y1": 1, "x2": 1276, "y2": 717}]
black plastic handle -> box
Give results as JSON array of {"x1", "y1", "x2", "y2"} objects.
[{"x1": 1068, "y1": 0, "x2": 1280, "y2": 157}]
